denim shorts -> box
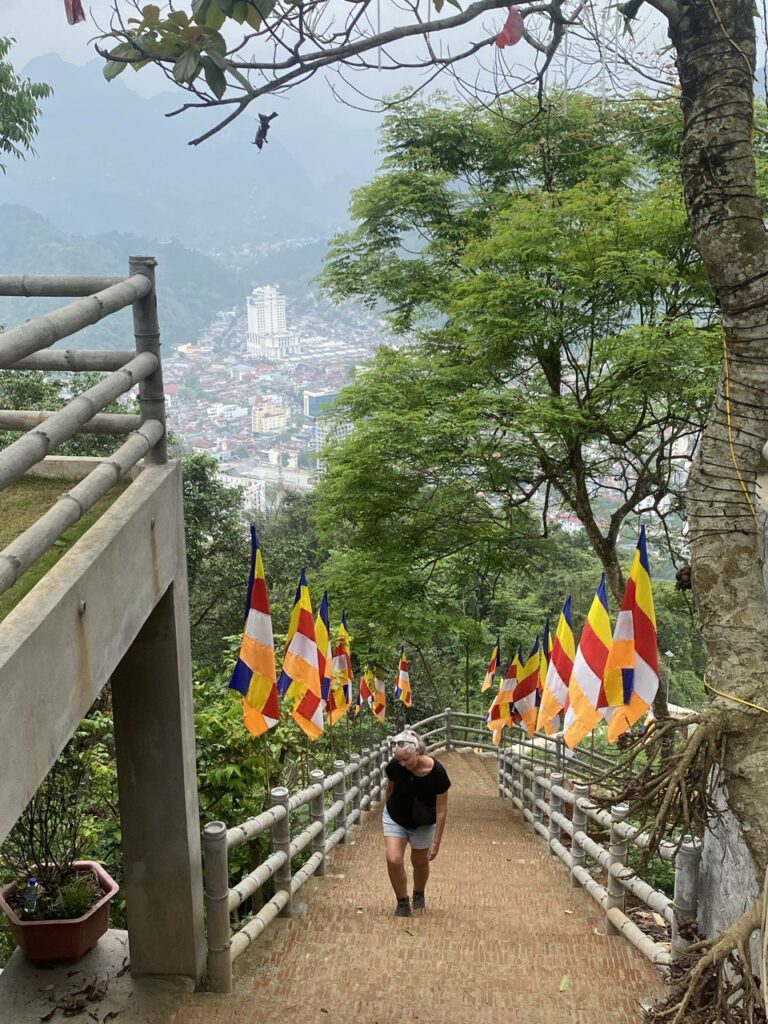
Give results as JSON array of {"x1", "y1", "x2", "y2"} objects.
[{"x1": 382, "y1": 805, "x2": 436, "y2": 849}]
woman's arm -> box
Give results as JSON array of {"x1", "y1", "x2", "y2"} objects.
[
  {"x1": 386, "y1": 780, "x2": 394, "y2": 800},
  {"x1": 428, "y1": 792, "x2": 448, "y2": 861}
]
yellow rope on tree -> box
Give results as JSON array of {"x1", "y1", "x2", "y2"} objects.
[{"x1": 704, "y1": 677, "x2": 768, "y2": 715}]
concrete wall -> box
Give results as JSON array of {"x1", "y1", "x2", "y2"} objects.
[
  {"x1": 699, "y1": 777, "x2": 762, "y2": 959},
  {"x1": 0, "y1": 458, "x2": 204, "y2": 982}
]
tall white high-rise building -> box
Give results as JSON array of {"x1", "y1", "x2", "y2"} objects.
[{"x1": 246, "y1": 285, "x2": 301, "y2": 360}]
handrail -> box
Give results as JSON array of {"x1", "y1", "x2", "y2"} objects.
[
  {"x1": 0, "y1": 274, "x2": 151, "y2": 366},
  {"x1": 203, "y1": 738, "x2": 391, "y2": 993},
  {"x1": 499, "y1": 749, "x2": 701, "y2": 967},
  {"x1": 203, "y1": 708, "x2": 698, "y2": 993},
  {"x1": 0, "y1": 259, "x2": 168, "y2": 597}
]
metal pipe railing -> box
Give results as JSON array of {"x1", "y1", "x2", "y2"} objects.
[
  {"x1": 6, "y1": 349, "x2": 137, "y2": 372},
  {"x1": 0, "y1": 274, "x2": 126, "y2": 297},
  {"x1": 0, "y1": 274, "x2": 152, "y2": 366},
  {"x1": 0, "y1": 419, "x2": 164, "y2": 597},
  {"x1": 0, "y1": 410, "x2": 143, "y2": 435},
  {"x1": 499, "y1": 754, "x2": 699, "y2": 968},
  {"x1": 0, "y1": 351, "x2": 158, "y2": 491}
]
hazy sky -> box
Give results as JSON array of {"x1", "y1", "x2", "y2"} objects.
[{"x1": 4, "y1": 0, "x2": 169, "y2": 94}]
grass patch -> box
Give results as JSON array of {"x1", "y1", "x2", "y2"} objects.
[{"x1": 0, "y1": 476, "x2": 128, "y2": 623}]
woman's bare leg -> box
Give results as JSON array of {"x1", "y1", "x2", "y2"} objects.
[
  {"x1": 384, "y1": 836, "x2": 409, "y2": 898},
  {"x1": 411, "y1": 847, "x2": 430, "y2": 893}
]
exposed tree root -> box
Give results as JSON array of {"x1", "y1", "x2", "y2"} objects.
[
  {"x1": 592, "y1": 709, "x2": 725, "y2": 862},
  {"x1": 644, "y1": 899, "x2": 765, "y2": 1024}
]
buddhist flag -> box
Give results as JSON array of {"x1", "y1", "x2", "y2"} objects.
[
  {"x1": 537, "y1": 597, "x2": 575, "y2": 735},
  {"x1": 538, "y1": 619, "x2": 550, "y2": 708},
  {"x1": 563, "y1": 576, "x2": 612, "y2": 750},
  {"x1": 278, "y1": 569, "x2": 323, "y2": 739},
  {"x1": 228, "y1": 525, "x2": 280, "y2": 737},
  {"x1": 394, "y1": 649, "x2": 412, "y2": 707},
  {"x1": 482, "y1": 637, "x2": 500, "y2": 692},
  {"x1": 316, "y1": 591, "x2": 333, "y2": 716},
  {"x1": 487, "y1": 651, "x2": 520, "y2": 742},
  {"x1": 372, "y1": 670, "x2": 387, "y2": 722},
  {"x1": 513, "y1": 637, "x2": 541, "y2": 736},
  {"x1": 602, "y1": 527, "x2": 659, "y2": 742},
  {"x1": 356, "y1": 668, "x2": 374, "y2": 715},
  {"x1": 328, "y1": 613, "x2": 353, "y2": 724}
]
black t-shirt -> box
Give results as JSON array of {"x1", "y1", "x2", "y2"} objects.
[{"x1": 385, "y1": 757, "x2": 451, "y2": 829}]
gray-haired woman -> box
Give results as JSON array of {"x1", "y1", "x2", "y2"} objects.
[{"x1": 382, "y1": 729, "x2": 451, "y2": 917}]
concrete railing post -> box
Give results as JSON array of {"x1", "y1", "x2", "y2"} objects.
[
  {"x1": 498, "y1": 745, "x2": 506, "y2": 797},
  {"x1": 271, "y1": 787, "x2": 292, "y2": 917},
  {"x1": 571, "y1": 782, "x2": 589, "y2": 888},
  {"x1": 445, "y1": 707, "x2": 453, "y2": 750},
  {"x1": 350, "y1": 754, "x2": 362, "y2": 818},
  {"x1": 309, "y1": 769, "x2": 326, "y2": 877},
  {"x1": 129, "y1": 255, "x2": 167, "y2": 464},
  {"x1": 532, "y1": 766, "x2": 545, "y2": 832},
  {"x1": 333, "y1": 759, "x2": 348, "y2": 841},
  {"x1": 549, "y1": 771, "x2": 563, "y2": 856},
  {"x1": 607, "y1": 802, "x2": 630, "y2": 935},
  {"x1": 361, "y1": 747, "x2": 371, "y2": 809},
  {"x1": 672, "y1": 834, "x2": 703, "y2": 960},
  {"x1": 203, "y1": 821, "x2": 231, "y2": 994}
]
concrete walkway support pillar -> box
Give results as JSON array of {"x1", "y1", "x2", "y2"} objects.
[{"x1": 112, "y1": 579, "x2": 205, "y2": 983}]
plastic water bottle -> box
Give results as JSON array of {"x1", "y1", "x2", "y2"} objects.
[{"x1": 23, "y1": 877, "x2": 39, "y2": 914}]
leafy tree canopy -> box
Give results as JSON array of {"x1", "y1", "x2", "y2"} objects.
[
  {"x1": 319, "y1": 93, "x2": 721, "y2": 606},
  {"x1": 0, "y1": 38, "x2": 51, "y2": 172}
]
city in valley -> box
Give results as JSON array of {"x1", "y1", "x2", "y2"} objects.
[{"x1": 163, "y1": 283, "x2": 389, "y2": 512}]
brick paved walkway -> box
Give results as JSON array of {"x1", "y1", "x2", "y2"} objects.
[{"x1": 173, "y1": 751, "x2": 662, "y2": 1024}]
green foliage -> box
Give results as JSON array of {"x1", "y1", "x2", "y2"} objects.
[
  {"x1": 181, "y1": 453, "x2": 251, "y2": 664},
  {"x1": 320, "y1": 93, "x2": 720, "y2": 614},
  {"x1": 54, "y1": 872, "x2": 101, "y2": 920},
  {"x1": 0, "y1": 38, "x2": 51, "y2": 172}
]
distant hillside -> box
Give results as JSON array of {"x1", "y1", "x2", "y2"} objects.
[
  {"x1": 1, "y1": 55, "x2": 381, "y2": 250},
  {"x1": 0, "y1": 205, "x2": 250, "y2": 349}
]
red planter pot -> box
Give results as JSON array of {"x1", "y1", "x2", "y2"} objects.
[{"x1": 0, "y1": 860, "x2": 119, "y2": 965}]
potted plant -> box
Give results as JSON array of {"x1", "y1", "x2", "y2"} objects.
[{"x1": 0, "y1": 746, "x2": 119, "y2": 965}]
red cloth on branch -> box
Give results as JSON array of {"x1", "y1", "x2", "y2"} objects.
[
  {"x1": 495, "y1": 6, "x2": 524, "y2": 48},
  {"x1": 64, "y1": 0, "x2": 86, "y2": 25}
]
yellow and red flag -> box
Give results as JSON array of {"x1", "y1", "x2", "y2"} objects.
[
  {"x1": 487, "y1": 650, "x2": 520, "y2": 743},
  {"x1": 513, "y1": 638, "x2": 541, "y2": 736},
  {"x1": 482, "y1": 637, "x2": 500, "y2": 692},
  {"x1": 394, "y1": 649, "x2": 412, "y2": 707},
  {"x1": 563, "y1": 576, "x2": 612, "y2": 749},
  {"x1": 372, "y1": 670, "x2": 387, "y2": 722},
  {"x1": 355, "y1": 668, "x2": 374, "y2": 715},
  {"x1": 316, "y1": 591, "x2": 333, "y2": 718},
  {"x1": 328, "y1": 612, "x2": 353, "y2": 724},
  {"x1": 228, "y1": 525, "x2": 280, "y2": 737},
  {"x1": 279, "y1": 569, "x2": 323, "y2": 739},
  {"x1": 602, "y1": 527, "x2": 659, "y2": 742},
  {"x1": 537, "y1": 598, "x2": 575, "y2": 735}
]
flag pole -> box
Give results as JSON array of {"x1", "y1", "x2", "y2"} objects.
[
  {"x1": 303, "y1": 734, "x2": 310, "y2": 787},
  {"x1": 345, "y1": 711, "x2": 352, "y2": 760}
]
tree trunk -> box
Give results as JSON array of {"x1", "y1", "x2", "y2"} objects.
[{"x1": 667, "y1": 0, "x2": 768, "y2": 872}]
